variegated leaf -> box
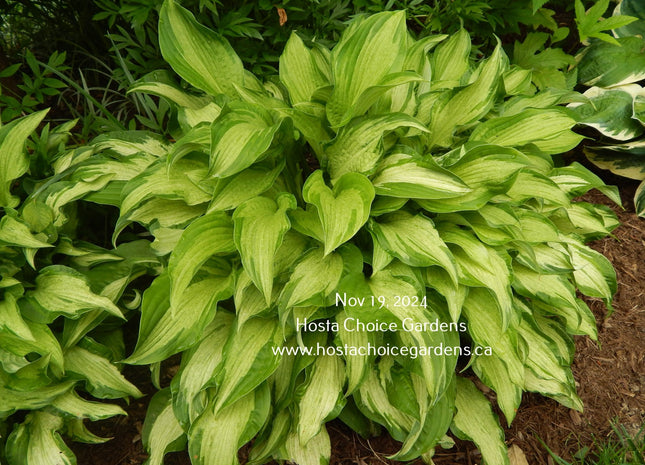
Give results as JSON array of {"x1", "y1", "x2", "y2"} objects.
[
  {"x1": 0, "y1": 110, "x2": 48, "y2": 208},
  {"x1": 303, "y1": 170, "x2": 374, "y2": 255},
  {"x1": 233, "y1": 193, "x2": 296, "y2": 303},
  {"x1": 451, "y1": 377, "x2": 510, "y2": 465},
  {"x1": 159, "y1": 0, "x2": 243, "y2": 97}
]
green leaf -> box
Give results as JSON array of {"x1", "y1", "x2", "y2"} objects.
[
  {"x1": 428, "y1": 43, "x2": 503, "y2": 147},
  {"x1": 303, "y1": 170, "x2": 374, "y2": 255},
  {"x1": 451, "y1": 377, "x2": 509, "y2": 465},
  {"x1": 278, "y1": 247, "x2": 344, "y2": 309},
  {"x1": 214, "y1": 318, "x2": 281, "y2": 413},
  {"x1": 127, "y1": 269, "x2": 234, "y2": 364},
  {"x1": 372, "y1": 153, "x2": 471, "y2": 200},
  {"x1": 65, "y1": 346, "x2": 143, "y2": 399},
  {"x1": 298, "y1": 355, "x2": 346, "y2": 444},
  {"x1": 5, "y1": 411, "x2": 76, "y2": 465},
  {"x1": 577, "y1": 36, "x2": 645, "y2": 87},
  {"x1": 171, "y1": 312, "x2": 234, "y2": 425},
  {"x1": 575, "y1": 0, "x2": 637, "y2": 45},
  {"x1": 159, "y1": 0, "x2": 243, "y2": 97},
  {"x1": 168, "y1": 211, "x2": 235, "y2": 308},
  {"x1": 282, "y1": 426, "x2": 331, "y2": 465},
  {"x1": 0, "y1": 109, "x2": 48, "y2": 208},
  {"x1": 0, "y1": 215, "x2": 52, "y2": 248},
  {"x1": 25, "y1": 266, "x2": 123, "y2": 323},
  {"x1": 233, "y1": 194, "x2": 296, "y2": 303},
  {"x1": 431, "y1": 29, "x2": 470, "y2": 86},
  {"x1": 570, "y1": 85, "x2": 644, "y2": 141},
  {"x1": 369, "y1": 211, "x2": 458, "y2": 283},
  {"x1": 51, "y1": 389, "x2": 126, "y2": 421},
  {"x1": 324, "y1": 113, "x2": 428, "y2": 181},
  {"x1": 280, "y1": 32, "x2": 329, "y2": 105},
  {"x1": 613, "y1": 0, "x2": 645, "y2": 38},
  {"x1": 327, "y1": 11, "x2": 408, "y2": 127},
  {"x1": 142, "y1": 388, "x2": 186, "y2": 465},
  {"x1": 469, "y1": 108, "x2": 580, "y2": 154},
  {"x1": 209, "y1": 102, "x2": 285, "y2": 178},
  {"x1": 189, "y1": 385, "x2": 270, "y2": 465},
  {"x1": 208, "y1": 159, "x2": 285, "y2": 212}
]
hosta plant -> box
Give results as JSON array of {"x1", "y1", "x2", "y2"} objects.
[
  {"x1": 573, "y1": 0, "x2": 645, "y2": 216},
  {"x1": 47, "y1": 1, "x2": 620, "y2": 464},
  {"x1": 0, "y1": 111, "x2": 165, "y2": 464}
]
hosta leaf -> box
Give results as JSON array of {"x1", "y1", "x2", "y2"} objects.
[
  {"x1": 118, "y1": 159, "x2": 211, "y2": 219},
  {"x1": 25, "y1": 265, "x2": 123, "y2": 323},
  {"x1": 469, "y1": 108, "x2": 580, "y2": 154},
  {"x1": 324, "y1": 114, "x2": 428, "y2": 181},
  {"x1": 0, "y1": 109, "x2": 48, "y2": 208},
  {"x1": 0, "y1": 382, "x2": 75, "y2": 418},
  {"x1": 372, "y1": 153, "x2": 471, "y2": 199},
  {"x1": 303, "y1": 170, "x2": 374, "y2": 255},
  {"x1": 512, "y1": 264, "x2": 597, "y2": 337},
  {"x1": 159, "y1": 0, "x2": 243, "y2": 97},
  {"x1": 248, "y1": 409, "x2": 292, "y2": 465},
  {"x1": 518, "y1": 313, "x2": 582, "y2": 410},
  {"x1": 280, "y1": 32, "x2": 329, "y2": 104},
  {"x1": 473, "y1": 355, "x2": 522, "y2": 424},
  {"x1": 214, "y1": 318, "x2": 281, "y2": 413},
  {"x1": 391, "y1": 375, "x2": 455, "y2": 461},
  {"x1": 0, "y1": 215, "x2": 51, "y2": 248},
  {"x1": 451, "y1": 377, "x2": 510, "y2": 465},
  {"x1": 327, "y1": 11, "x2": 407, "y2": 127},
  {"x1": 428, "y1": 43, "x2": 503, "y2": 147},
  {"x1": 171, "y1": 313, "x2": 234, "y2": 426},
  {"x1": 0, "y1": 293, "x2": 36, "y2": 341},
  {"x1": 65, "y1": 346, "x2": 142, "y2": 399},
  {"x1": 168, "y1": 211, "x2": 235, "y2": 307},
  {"x1": 439, "y1": 225, "x2": 514, "y2": 329},
  {"x1": 569, "y1": 85, "x2": 644, "y2": 140},
  {"x1": 431, "y1": 29, "x2": 470, "y2": 86},
  {"x1": 566, "y1": 239, "x2": 616, "y2": 301},
  {"x1": 142, "y1": 388, "x2": 186, "y2": 465},
  {"x1": 549, "y1": 162, "x2": 621, "y2": 205},
  {"x1": 92, "y1": 130, "x2": 170, "y2": 157},
  {"x1": 298, "y1": 354, "x2": 346, "y2": 444},
  {"x1": 369, "y1": 211, "x2": 458, "y2": 284},
  {"x1": 127, "y1": 270, "x2": 234, "y2": 364},
  {"x1": 584, "y1": 145, "x2": 645, "y2": 181},
  {"x1": 5, "y1": 411, "x2": 76, "y2": 465},
  {"x1": 233, "y1": 193, "x2": 296, "y2": 303},
  {"x1": 278, "y1": 247, "x2": 344, "y2": 309},
  {"x1": 208, "y1": 158, "x2": 285, "y2": 212},
  {"x1": 51, "y1": 389, "x2": 125, "y2": 421},
  {"x1": 636, "y1": 181, "x2": 645, "y2": 217},
  {"x1": 209, "y1": 102, "x2": 284, "y2": 178},
  {"x1": 506, "y1": 171, "x2": 570, "y2": 206},
  {"x1": 282, "y1": 426, "x2": 331, "y2": 465},
  {"x1": 613, "y1": 0, "x2": 645, "y2": 38},
  {"x1": 189, "y1": 385, "x2": 270, "y2": 465},
  {"x1": 576, "y1": 36, "x2": 645, "y2": 87}
]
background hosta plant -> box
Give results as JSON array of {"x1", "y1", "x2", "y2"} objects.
[
  {"x1": 572, "y1": 0, "x2": 645, "y2": 216},
  {"x1": 39, "y1": 1, "x2": 621, "y2": 464},
  {"x1": 0, "y1": 111, "x2": 164, "y2": 463}
]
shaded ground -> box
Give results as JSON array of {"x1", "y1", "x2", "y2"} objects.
[{"x1": 71, "y1": 174, "x2": 645, "y2": 465}]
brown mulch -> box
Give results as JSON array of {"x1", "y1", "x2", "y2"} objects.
[{"x1": 70, "y1": 175, "x2": 645, "y2": 465}]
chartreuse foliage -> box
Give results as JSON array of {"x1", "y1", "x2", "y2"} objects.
[
  {"x1": 573, "y1": 0, "x2": 645, "y2": 217},
  {"x1": 1, "y1": 2, "x2": 620, "y2": 465}
]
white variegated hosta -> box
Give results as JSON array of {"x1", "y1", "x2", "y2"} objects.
[
  {"x1": 26, "y1": 1, "x2": 621, "y2": 464},
  {"x1": 573, "y1": 3, "x2": 645, "y2": 217}
]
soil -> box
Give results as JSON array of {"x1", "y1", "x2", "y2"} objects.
[{"x1": 70, "y1": 161, "x2": 645, "y2": 465}]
